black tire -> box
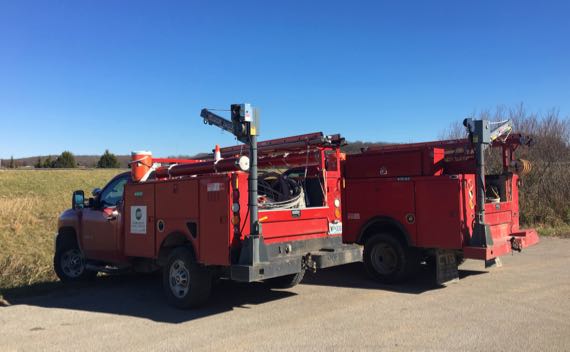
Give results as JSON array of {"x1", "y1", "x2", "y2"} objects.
[
  {"x1": 264, "y1": 270, "x2": 305, "y2": 289},
  {"x1": 54, "y1": 240, "x2": 97, "y2": 282},
  {"x1": 363, "y1": 233, "x2": 419, "y2": 284},
  {"x1": 162, "y1": 247, "x2": 211, "y2": 309}
]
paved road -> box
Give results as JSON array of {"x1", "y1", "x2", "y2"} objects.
[{"x1": 1, "y1": 237, "x2": 569, "y2": 352}]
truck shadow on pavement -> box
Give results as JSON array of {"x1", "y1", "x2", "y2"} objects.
[
  {"x1": 3, "y1": 274, "x2": 296, "y2": 324},
  {"x1": 301, "y1": 262, "x2": 487, "y2": 294},
  {"x1": 3, "y1": 263, "x2": 486, "y2": 323}
]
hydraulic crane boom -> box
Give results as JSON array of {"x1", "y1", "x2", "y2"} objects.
[
  {"x1": 200, "y1": 104, "x2": 267, "y2": 268},
  {"x1": 463, "y1": 118, "x2": 514, "y2": 248},
  {"x1": 200, "y1": 109, "x2": 236, "y2": 137}
]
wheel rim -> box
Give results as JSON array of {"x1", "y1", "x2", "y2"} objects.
[
  {"x1": 61, "y1": 249, "x2": 85, "y2": 278},
  {"x1": 370, "y1": 243, "x2": 399, "y2": 275},
  {"x1": 169, "y1": 259, "x2": 190, "y2": 298}
]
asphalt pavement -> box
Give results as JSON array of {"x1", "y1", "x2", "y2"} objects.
[{"x1": 1, "y1": 237, "x2": 569, "y2": 352}]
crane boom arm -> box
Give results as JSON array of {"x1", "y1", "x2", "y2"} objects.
[{"x1": 200, "y1": 108, "x2": 235, "y2": 135}]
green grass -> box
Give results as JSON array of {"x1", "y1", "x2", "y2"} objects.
[{"x1": 0, "y1": 169, "x2": 124, "y2": 292}]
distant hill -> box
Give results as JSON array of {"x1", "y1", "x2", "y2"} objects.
[
  {"x1": 0, "y1": 155, "x2": 132, "y2": 168},
  {"x1": 0, "y1": 141, "x2": 389, "y2": 168}
]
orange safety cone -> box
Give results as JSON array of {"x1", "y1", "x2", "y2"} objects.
[{"x1": 214, "y1": 144, "x2": 222, "y2": 163}]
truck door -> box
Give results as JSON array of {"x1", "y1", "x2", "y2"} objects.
[{"x1": 80, "y1": 173, "x2": 129, "y2": 261}]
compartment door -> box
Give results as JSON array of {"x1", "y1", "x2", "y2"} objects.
[
  {"x1": 199, "y1": 178, "x2": 230, "y2": 265},
  {"x1": 415, "y1": 178, "x2": 462, "y2": 249},
  {"x1": 124, "y1": 183, "x2": 155, "y2": 257}
]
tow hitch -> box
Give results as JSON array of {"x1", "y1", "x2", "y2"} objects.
[{"x1": 510, "y1": 237, "x2": 523, "y2": 252}]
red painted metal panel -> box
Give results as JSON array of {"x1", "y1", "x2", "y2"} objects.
[
  {"x1": 259, "y1": 207, "x2": 331, "y2": 222},
  {"x1": 342, "y1": 178, "x2": 417, "y2": 244},
  {"x1": 198, "y1": 175, "x2": 231, "y2": 265},
  {"x1": 414, "y1": 178, "x2": 463, "y2": 249},
  {"x1": 262, "y1": 218, "x2": 328, "y2": 239},
  {"x1": 124, "y1": 183, "x2": 155, "y2": 257},
  {"x1": 345, "y1": 150, "x2": 423, "y2": 179},
  {"x1": 264, "y1": 233, "x2": 339, "y2": 244},
  {"x1": 154, "y1": 179, "x2": 200, "y2": 257},
  {"x1": 80, "y1": 206, "x2": 126, "y2": 263}
]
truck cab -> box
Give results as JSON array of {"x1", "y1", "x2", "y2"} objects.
[{"x1": 55, "y1": 172, "x2": 131, "y2": 280}]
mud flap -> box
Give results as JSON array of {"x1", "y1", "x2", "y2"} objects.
[
  {"x1": 436, "y1": 249, "x2": 459, "y2": 286},
  {"x1": 485, "y1": 257, "x2": 502, "y2": 268}
]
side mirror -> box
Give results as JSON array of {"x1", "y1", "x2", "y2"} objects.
[
  {"x1": 72, "y1": 190, "x2": 85, "y2": 210},
  {"x1": 92, "y1": 188, "x2": 102, "y2": 197}
]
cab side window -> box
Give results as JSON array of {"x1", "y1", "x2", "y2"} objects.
[{"x1": 99, "y1": 175, "x2": 129, "y2": 208}]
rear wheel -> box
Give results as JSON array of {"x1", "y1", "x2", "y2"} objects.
[
  {"x1": 54, "y1": 241, "x2": 97, "y2": 282},
  {"x1": 163, "y1": 247, "x2": 211, "y2": 309},
  {"x1": 363, "y1": 233, "x2": 419, "y2": 283},
  {"x1": 264, "y1": 270, "x2": 305, "y2": 289}
]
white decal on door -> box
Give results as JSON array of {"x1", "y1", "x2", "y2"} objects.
[{"x1": 131, "y1": 206, "x2": 147, "y2": 234}]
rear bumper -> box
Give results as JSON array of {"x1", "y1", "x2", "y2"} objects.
[
  {"x1": 230, "y1": 243, "x2": 362, "y2": 282},
  {"x1": 463, "y1": 228, "x2": 539, "y2": 260}
]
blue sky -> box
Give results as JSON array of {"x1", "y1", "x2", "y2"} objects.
[{"x1": 1, "y1": 0, "x2": 569, "y2": 158}]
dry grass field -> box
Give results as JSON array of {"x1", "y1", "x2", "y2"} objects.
[
  {"x1": 0, "y1": 168, "x2": 566, "y2": 297},
  {"x1": 0, "y1": 169, "x2": 124, "y2": 292}
]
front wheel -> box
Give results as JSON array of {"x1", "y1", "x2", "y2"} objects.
[
  {"x1": 163, "y1": 247, "x2": 211, "y2": 309},
  {"x1": 363, "y1": 233, "x2": 419, "y2": 284},
  {"x1": 54, "y1": 243, "x2": 97, "y2": 282}
]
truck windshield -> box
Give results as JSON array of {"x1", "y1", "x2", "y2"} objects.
[{"x1": 100, "y1": 175, "x2": 128, "y2": 208}]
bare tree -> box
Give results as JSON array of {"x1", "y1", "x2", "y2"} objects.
[{"x1": 441, "y1": 104, "x2": 570, "y2": 227}]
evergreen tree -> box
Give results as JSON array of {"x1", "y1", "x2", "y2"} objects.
[
  {"x1": 96, "y1": 150, "x2": 120, "y2": 168},
  {"x1": 53, "y1": 151, "x2": 76, "y2": 168},
  {"x1": 43, "y1": 156, "x2": 53, "y2": 168},
  {"x1": 35, "y1": 157, "x2": 43, "y2": 168},
  {"x1": 9, "y1": 156, "x2": 15, "y2": 169}
]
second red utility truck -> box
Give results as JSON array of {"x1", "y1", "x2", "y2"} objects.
[{"x1": 342, "y1": 118, "x2": 538, "y2": 283}]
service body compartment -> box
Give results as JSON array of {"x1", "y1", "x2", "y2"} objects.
[
  {"x1": 198, "y1": 175, "x2": 231, "y2": 265},
  {"x1": 124, "y1": 183, "x2": 156, "y2": 257},
  {"x1": 414, "y1": 176, "x2": 464, "y2": 249},
  {"x1": 342, "y1": 177, "x2": 417, "y2": 244},
  {"x1": 154, "y1": 178, "x2": 201, "y2": 261}
]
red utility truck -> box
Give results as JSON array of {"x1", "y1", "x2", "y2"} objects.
[
  {"x1": 54, "y1": 105, "x2": 538, "y2": 308},
  {"x1": 55, "y1": 104, "x2": 361, "y2": 308},
  {"x1": 342, "y1": 118, "x2": 539, "y2": 283}
]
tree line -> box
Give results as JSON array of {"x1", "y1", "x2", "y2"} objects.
[{"x1": 4, "y1": 150, "x2": 121, "y2": 169}]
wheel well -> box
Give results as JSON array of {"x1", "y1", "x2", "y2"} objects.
[
  {"x1": 56, "y1": 227, "x2": 78, "y2": 249},
  {"x1": 157, "y1": 232, "x2": 195, "y2": 266},
  {"x1": 358, "y1": 218, "x2": 411, "y2": 247}
]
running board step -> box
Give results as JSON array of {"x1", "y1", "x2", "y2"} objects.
[{"x1": 85, "y1": 263, "x2": 130, "y2": 274}]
